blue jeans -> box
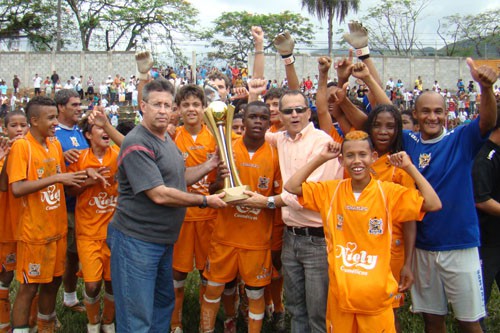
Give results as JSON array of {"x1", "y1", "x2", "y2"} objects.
[
  {"x1": 282, "y1": 229, "x2": 329, "y2": 333},
  {"x1": 107, "y1": 224, "x2": 175, "y2": 333}
]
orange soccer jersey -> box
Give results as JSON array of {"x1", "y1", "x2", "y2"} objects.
[
  {"x1": 300, "y1": 178, "x2": 425, "y2": 315},
  {"x1": 371, "y1": 155, "x2": 416, "y2": 265},
  {"x1": 174, "y1": 125, "x2": 217, "y2": 221},
  {"x1": 0, "y1": 158, "x2": 21, "y2": 243},
  {"x1": 211, "y1": 137, "x2": 281, "y2": 250},
  {"x1": 7, "y1": 133, "x2": 67, "y2": 244},
  {"x1": 68, "y1": 146, "x2": 119, "y2": 240}
]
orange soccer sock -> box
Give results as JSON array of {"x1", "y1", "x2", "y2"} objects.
[
  {"x1": 222, "y1": 286, "x2": 237, "y2": 319},
  {"x1": 199, "y1": 281, "x2": 207, "y2": 304},
  {"x1": 84, "y1": 295, "x2": 101, "y2": 325},
  {"x1": 28, "y1": 293, "x2": 39, "y2": 328},
  {"x1": 200, "y1": 284, "x2": 224, "y2": 332},
  {"x1": 101, "y1": 293, "x2": 115, "y2": 325},
  {"x1": 37, "y1": 312, "x2": 56, "y2": 333},
  {"x1": 0, "y1": 287, "x2": 10, "y2": 330},
  {"x1": 171, "y1": 280, "x2": 185, "y2": 330},
  {"x1": 271, "y1": 276, "x2": 284, "y2": 313},
  {"x1": 248, "y1": 295, "x2": 265, "y2": 333}
]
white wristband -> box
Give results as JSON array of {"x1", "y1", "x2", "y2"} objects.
[
  {"x1": 355, "y1": 46, "x2": 370, "y2": 58},
  {"x1": 283, "y1": 54, "x2": 295, "y2": 66}
]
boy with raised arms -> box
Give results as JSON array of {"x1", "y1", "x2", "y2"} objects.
[{"x1": 285, "y1": 130, "x2": 441, "y2": 333}]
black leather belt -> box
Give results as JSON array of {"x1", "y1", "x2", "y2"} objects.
[{"x1": 287, "y1": 226, "x2": 324, "y2": 237}]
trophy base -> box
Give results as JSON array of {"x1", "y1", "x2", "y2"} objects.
[{"x1": 217, "y1": 185, "x2": 251, "y2": 203}]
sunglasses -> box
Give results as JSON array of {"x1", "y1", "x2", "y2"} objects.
[{"x1": 281, "y1": 106, "x2": 308, "y2": 115}]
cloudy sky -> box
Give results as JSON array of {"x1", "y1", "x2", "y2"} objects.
[{"x1": 181, "y1": 0, "x2": 497, "y2": 55}]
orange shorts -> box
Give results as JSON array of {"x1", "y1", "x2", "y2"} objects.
[
  {"x1": 16, "y1": 237, "x2": 66, "y2": 284},
  {"x1": 271, "y1": 211, "x2": 284, "y2": 251},
  {"x1": 0, "y1": 242, "x2": 16, "y2": 272},
  {"x1": 77, "y1": 239, "x2": 111, "y2": 283},
  {"x1": 173, "y1": 219, "x2": 215, "y2": 272},
  {"x1": 203, "y1": 242, "x2": 272, "y2": 287},
  {"x1": 390, "y1": 251, "x2": 405, "y2": 308},
  {"x1": 327, "y1": 293, "x2": 395, "y2": 333}
]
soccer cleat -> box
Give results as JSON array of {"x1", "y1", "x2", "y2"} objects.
[
  {"x1": 63, "y1": 301, "x2": 86, "y2": 313},
  {"x1": 223, "y1": 317, "x2": 236, "y2": 333},
  {"x1": 101, "y1": 323, "x2": 115, "y2": 333},
  {"x1": 272, "y1": 311, "x2": 286, "y2": 333},
  {"x1": 86, "y1": 323, "x2": 100, "y2": 333}
]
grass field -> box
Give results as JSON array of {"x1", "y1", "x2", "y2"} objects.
[{"x1": 8, "y1": 271, "x2": 500, "y2": 332}]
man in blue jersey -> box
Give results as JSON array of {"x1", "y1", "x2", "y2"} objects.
[
  {"x1": 404, "y1": 58, "x2": 497, "y2": 333},
  {"x1": 54, "y1": 89, "x2": 88, "y2": 312}
]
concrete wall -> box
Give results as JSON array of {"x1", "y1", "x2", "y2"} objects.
[
  {"x1": 0, "y1": 51, "x2": 136, "y2": 92},
  {"x1": 249, "y1": 53, "x2": 499, "y2": 92}
]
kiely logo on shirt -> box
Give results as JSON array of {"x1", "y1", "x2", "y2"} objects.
[
  {"x1": 89, "y1": 192, "x2": 117, "y2": 213},
  {"x1": 234, "y1": 205, "x2": 260, "y2": 221},
  {"x1": 40, "y1": 185, "x2": 61, "y2": 210},
  {"x1": 336, "y1": 242, "x2": 378, "y2": 276}
]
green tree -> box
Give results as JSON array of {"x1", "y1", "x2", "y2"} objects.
[
  {"x1": 362, "y1": 0, "x2": 430, "y2": 55},
  {"x1": 301, "y1": 0, "x2": 359, "y2": 56},
  {"x1": 203, "y1": 11, "x2": 314, "y2": 63},
  {"x1": 438, "y1": 9, "x2": 499, "y2": 58},
  {"x1": 0, "y1": 0, "x2": 63, "y2": 51},
  {"x1": 102, "y1": 0, "x2": 198, "y2": 56}
]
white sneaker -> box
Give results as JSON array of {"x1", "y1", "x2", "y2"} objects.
[
  {"x1": 170, "y1": 327, "x2": 183, "y2": 333},
  {"x1": 87, "y1": 323, "x2": 101, "y2": 333},
  {"x1": 101, "y1": 323, "x2": 115, "y2": 333}
]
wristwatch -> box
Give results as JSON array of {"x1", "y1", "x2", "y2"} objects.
[{"x1": 266, "y1": 196, "x2": 276, "y2": 209}]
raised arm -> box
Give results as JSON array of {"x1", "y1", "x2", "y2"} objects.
[
  {"x1": 252, "y1": 26, "x2": 265, "y2": 79},
  {"x1": 274, "y1": 31, "x2": 299, "y2": 90},
  {"x1": 343, "y1": 21, "x2": 382, "y2": 87},
  {"x1": 284, "y1": 142, "x2": 341, "y2": 195},
  {"x1": 135, "y1": 51, "x2": 154, "y2": 107},
  {"x1": 466, "y1": 58, "x2": 497, "y2": 136},
  {"x1": 388, "y1": 152, "x2": 441, "y2": 212},
  {"x1": 350, "y1": 62, "x2": 391, "y2": 106},
  {"x1": 316, "y1": 56, "x2": 335, "y2": 133},
  {"x1": 88, "y1": 107, "x2": 124, "y2": 147}
]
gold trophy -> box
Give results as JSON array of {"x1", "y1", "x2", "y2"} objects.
[{"x1": 204, "y1": 101, "x2": 250, "y2": 202}]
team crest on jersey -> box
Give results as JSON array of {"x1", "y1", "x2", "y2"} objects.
[
  {"x1": 336, "y1": 214, "x2": 344, "y2": 230},
  {"x1": 368, "y1": 217, "x2": 383, "y2": 235},
  {"x1": 70, "y1": 136, "x2": 80, "y2": 147},
  {"x1": 56, "y1": 164, "x2": 62, "y2": 174},
  {"x1": 6, "y1": 253, "x2": 16, "y2": 264},
  {"x1": 28, "y1": 263, "x2": 41, "y2": 276},
  {"x1": 257, "y1": 176, "x2": 270, "y2": 190},
  {"x1": 182, "y1": 152, "x2": 189, "y2": 161},
  {"x1": 418, "y1": 153, "x2": 431, "y2": 169},
  {"x1": 37, "y1": 167, "x2": 44, "y2": 179}
]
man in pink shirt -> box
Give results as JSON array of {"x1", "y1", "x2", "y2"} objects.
[{"x1": 266, "y1": 90, "x2": 342, "y2": 332}]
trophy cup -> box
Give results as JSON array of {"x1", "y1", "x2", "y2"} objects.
[{"x1": 204, "y1": 101, "x2": 250, "y2": 202}]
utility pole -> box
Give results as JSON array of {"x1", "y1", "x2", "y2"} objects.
[{"x1": 56, "y1": 0, "x2": 62, "y2": 51}]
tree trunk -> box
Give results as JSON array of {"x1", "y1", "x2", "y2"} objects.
[{"x1": 328, "y1": 11, "x2": 333, "y2": 57}]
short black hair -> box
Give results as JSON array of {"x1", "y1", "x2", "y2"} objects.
[
  {"x1": 244, "y1": 101, "x2": 270, "y2": 118},
  {"x1": 175, "y1": 84, "x2": 206, "y2": 107},
  {"x1": 26, "y1": 96, "x2": 57, "y2": 125},
  {"x1": 4, "y1": 110, "x2": 27, "y2": 127}
]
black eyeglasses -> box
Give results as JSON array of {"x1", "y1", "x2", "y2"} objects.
[{"x1": 281, "y1": 106, "x2": 308, "y2": 115}]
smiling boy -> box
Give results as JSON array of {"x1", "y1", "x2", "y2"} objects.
[{"x1": 285, "y1": 130, "x2": 441, "y2": 333}]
